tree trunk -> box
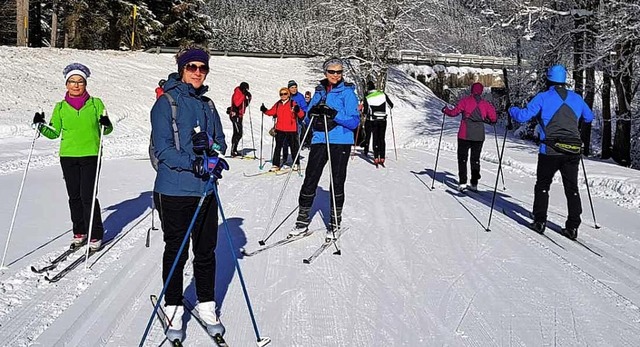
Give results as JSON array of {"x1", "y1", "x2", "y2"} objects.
[
  {"x1": 581, "y1": 4, "x2": 597, "y2": 156},
  {"x1": 50, "y1": 0, "x2": 57, "y2": 47},
  {"x1": 601, "y1": 60, "x2": 612, "y2": 159},
  {"x1": 572, "y1": 9, "x2": 585, "y2": 97},
  {"x1": 612, "y1": 42, "x2": 633, "y2": 167}
]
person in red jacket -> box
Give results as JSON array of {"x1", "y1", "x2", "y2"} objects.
[
  {"x1": 229, "y1": 82, "x2": 251, "y2": 156},
  {"x1": 260, "y1": 87, "x2": 304, "y2": 171},
  {"x1": 442, "y1": 82, "x2": 497, "y2": 191},
  {"x1": 155, "y1": 79, "x2": 166, "y2": 99}
]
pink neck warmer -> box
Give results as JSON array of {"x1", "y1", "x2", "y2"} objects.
[{"x1": 65, "y1": 91, "x2": 90, "y2": 110}]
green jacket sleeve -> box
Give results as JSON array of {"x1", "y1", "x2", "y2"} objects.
[
  {"x1": 40, "y1": 102, "x2": 62, "y2": 139},
  {"x1": 93, "y1": 98, "x2": 113, "y2": 135}
]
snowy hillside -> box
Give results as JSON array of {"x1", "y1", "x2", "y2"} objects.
[{"x1": 1, "y1": 47, "x2": 640, "y2": 346}]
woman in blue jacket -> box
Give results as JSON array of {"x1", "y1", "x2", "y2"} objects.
[
  {"x1": 150, "y1": 48, "x2": 228, "y2": 343},
  {"x1": 289, "y1": 57, "x2": 360, "y2": 241}
]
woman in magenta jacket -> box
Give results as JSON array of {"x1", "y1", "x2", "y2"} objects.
[{"x1": 442, "y1": 82, "x2": 497, "y2": 191}]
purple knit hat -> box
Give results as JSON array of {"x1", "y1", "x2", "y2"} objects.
[{"x1": 177, "y1": 48, "x2": 210, "y2": 71}]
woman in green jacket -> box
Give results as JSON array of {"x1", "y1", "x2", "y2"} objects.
[{"x1": 33, "y1": 63, "x2": 113, "y2": 250}]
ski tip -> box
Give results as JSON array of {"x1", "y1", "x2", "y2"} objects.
[
  {"x1": 302, "y1": 259, "x2": 310, "y2": 264},
  {"x1": 0, "y1": 265, "x2": 9, "y2": 271},
  {"x1": 256, "y1": 336, "x2": 272, "y2": 347},
  {"x1": 594, "y1": 223, "x2": 601, "y2": 229},
  {"x1": 333, "y1": 250, "x2": 342, "y2": 255},
  {"x1": 485, "y1": 228, "x2": 491, "y2": 232},
  {"x1": 258, "y1": 240, "x2": 266, "y2": 246}
]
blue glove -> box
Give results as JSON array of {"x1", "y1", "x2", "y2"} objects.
[
  {"x1": 508, "y1": 106, "x2": 519, "y2": 117},
  {"x1": 192, "y1": 131, "x2": 213, "y2": 155},
  {"x1": 193, "y1": 155, "x2": 229, "y2": 180}
]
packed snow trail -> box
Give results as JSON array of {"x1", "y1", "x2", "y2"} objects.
[{"x1": 0, "y1": 48, "x2": 639, "y2": 346}]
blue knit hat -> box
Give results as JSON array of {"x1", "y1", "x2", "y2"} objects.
[
  {"x1": 177, "y1": 48, "x2": 210, "y2": 71},
  {"x1": 547, "y1": 65, "x2": 567, "y2": 84}
]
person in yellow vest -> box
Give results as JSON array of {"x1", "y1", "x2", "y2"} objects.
[{"x1": 32, "y1": 63, "x2": 113, "y2": 251}]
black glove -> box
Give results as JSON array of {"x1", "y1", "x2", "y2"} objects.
[
  {"x1": 309, "y1": 104, "x2": 337, "y2": 119},
  {"x1": 192, "y1": 131, "x2": 213, "y2": 155},
  {"x1": 483, "y1": 118, "x2": 496, "y2": 125},
  {"x1": 244, "y1": 91, "x2": 252, "y2": 105},
  {"x1": 293, "y1": 105, "x2": 300, "y2": 113},
  {"x1": 226, "y1": 107, "x2": 231, "y2": 115},
  {"x1": 192, "y1": 155, "x2": 230, "y2": 180},
  {"x1": 99, "y1": 116, "x2": 112, "y2": 127},
  {"x1": 260, "y1": 104, "x2": 268, "y2": 113},
  {"x1": 33, "y1": 112, "x2": 45, "y2": 125},
  {"x1": 441, "y1": 106, "x2": 448, "y2": 114}
]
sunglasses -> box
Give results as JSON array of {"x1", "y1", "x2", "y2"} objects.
[
  {"x1": 280, "y1": 93, "x2": 289, "y2": 96},
  {"x1": 326, "y1": 69, "x2": 343, "y2": 75},
  {"x1": 184, "y1": 64, "x2": 210, "y2": 73},
  {"x1": 67, "y1": 80, "x2": 85, "y2": 86}
]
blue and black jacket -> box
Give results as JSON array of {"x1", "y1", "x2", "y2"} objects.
[
  {"x1": 305, "y1": 79, "x2": 360, "y2": 145},
  {"x1": 509, "y1": 86, "x2": 593, "y2": 155}
]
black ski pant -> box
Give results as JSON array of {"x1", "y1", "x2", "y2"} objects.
[
  {"x1": 60, "y1": 156, "x2": 104, "y2": 240},
  {"x1": 363, "y1": 120, "x2": 373, "y2": 156},
  {"x1": 532, "y1": 154, "x2": 582, "y2": 229},
  {"x1": 230, "y1": 116, "x2": 243, "y2": 154},
  {"x1": 273, "y1": 130, "x2": 300, "y2": 167},
  {"x1": 370, "y1": 120, "x2": 387, "y2": 160},
  {"x1": 298, "y1": 143, "x2": 351, "y2": 226},
  {"x1": 156, "y1": 192, "x2": 219, "y2": 306},
  {"x1": 457, "y1": 139, "x2": 483, "y2": 185}
]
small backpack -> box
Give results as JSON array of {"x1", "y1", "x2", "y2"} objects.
[{"x1": 149, "y1": 93, "x2": 216, "y2": 171}]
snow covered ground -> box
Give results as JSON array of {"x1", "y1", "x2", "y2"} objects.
[{"x1": 1, "y1": 46, "x2": 640, "y2": 346}]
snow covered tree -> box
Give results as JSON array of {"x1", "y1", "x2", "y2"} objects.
[{"x1": 160, "y1": 0, "x2": 214, "y2": 46}]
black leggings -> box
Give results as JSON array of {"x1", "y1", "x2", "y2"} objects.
[
  {"x1": 298, "y1": 144, "x2": 351, "y2": 221},
  {"x1": 457, "y1": 139, "x2": 483, "y2": 185},
  {"x1": 60, "y1": 156, "x2": 104, "y2": 240},
  {"x1": 273, "y1": 130, "x2": 300, "y2": 167},
  {"x1": 154, "y1": 192, "x2": 219, "y2": 306}
]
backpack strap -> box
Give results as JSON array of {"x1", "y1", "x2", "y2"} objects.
[{"x1": 162, "y1": 93, "x2": 180, "y2": 150}]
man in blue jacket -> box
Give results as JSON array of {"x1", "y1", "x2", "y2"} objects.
[
  {"x1": 288, "y1": 57, "x2": 360, "y2": 241},
  {"x1": 151, "y1": 47, "x2": 228, "y2": 342},
  {"x1": 509, "y1": 64, "x2": 594, "y2": 240}
]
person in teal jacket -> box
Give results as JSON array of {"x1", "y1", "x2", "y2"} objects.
[
  {"x1": 509, "y1": 64, "x2": 593, "y2": 239},
  {"x1": 289, "y1": 57, "x2": 360, "y2": 240},
  {"x1": 33, "y1": 63, "x2": 113, "y2": 251},
  {"x1": 150, "y1": 47, "x2": 228, "y2": 343}
]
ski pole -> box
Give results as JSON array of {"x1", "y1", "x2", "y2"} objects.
[
  {"x1": 145, "y1": 195, "x2": 159, "y2": 248},
  {"x1": 213, "y1": 184, "x2": 271, "y2": 347},
  {"x1": 1, "y1": 127, "x2": 40, "y2": 269},
  {"x1": 580, "y1": 155, "x2": 601, "y2": 229},
  {"x1": 390, "y1": 108, "x2": 398, "y2": 161},
  {"x1": 323, "y1": 115, "x2": 341, "y2": 254},
  {"x1": 248, "y1": 107, "x2": 257, "y2": 159},
  {"x1": 270, "y1": 118, "x2": 275, "y2": 164},
  {"x1": 259, "y1": 111, "x2": 264, "y2": 169},
  {"x1": 84, "y1": 124, "x2": 106, "y2": 270},
  {"x1": 258, "y1": 123, "x2": 313, "y2": 244},
  {"x1": 351, "y1": 114, "x2": 361, "y2": 159},
  {"x1": 486, "y1": 127, "x2": 508, "y2": 232},
  {"x1": 493, "y1": 125, "x2": 506, "y2": 190},
  {"x1": 139, "y1": 178, "x2": 214, "y2": 347},
  {"x1": 431, "y1": 112, "x2": 446, "y2": 189}
]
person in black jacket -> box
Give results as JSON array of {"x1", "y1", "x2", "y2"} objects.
[{"x1": 362, "y1": 81, "x2": 394, "y2": 166}]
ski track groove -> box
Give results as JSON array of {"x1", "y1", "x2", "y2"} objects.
[
  {"x1": 0, "y1": 211, "x2": 152, "y2": 346},
  {"x1": 443, "y1": 183, "x2": 640, "y2": 341}
]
